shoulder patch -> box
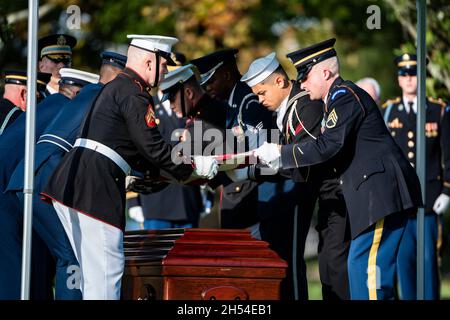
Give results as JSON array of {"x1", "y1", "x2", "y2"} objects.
[
  {"x1": 382, "y1": 97, "x2": 400, "y2": 109},
  {"x1": 325, "y1": 108, "x2": 338, "y2": 129},
  {"x1": 331, "y1": 89, "x2": 347, "y2": 101}
]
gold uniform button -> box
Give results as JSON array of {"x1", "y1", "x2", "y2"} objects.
[
  {"x1": 408, "y1": 140, "x2": 414, "y2": 148},
  {"x1": 408, "y1": 152, "x2": 414, "y2": 159},
  {"x1": 391, "y1": 131, "x2": 396, "y2": 137},
  {"x1": 235, "y1": 186, "x2": 241, "y2": 192},
  {"x1": 408, "y1": 131, "x2": 414, "y2": 138}
]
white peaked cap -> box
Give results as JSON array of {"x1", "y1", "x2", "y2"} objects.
[
  {"x1": 59, "y1": 68, "x2": 99, "y2": 85},
  {"x1": 159, "y1": 64, "x2": 195, "y2": 92},
  {"x1": 241, "y1": 52, "x2": 280, "y2": 87},
  {"x1": 127, "y1": 34, "x2": 179, "y2": 54}
]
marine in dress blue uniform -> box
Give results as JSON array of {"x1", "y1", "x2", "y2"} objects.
[
  {"x1": 382, "y1": 53, "x2": 450, "y2": 299},
  {"x1": 255, "y1": 39, "x2": 423, "y2": 300},
  {"x1": 0, "y1": 81, "x2": 75, "y2": 299},
  {"x1": 191, "y1": 49, "x2": 273, "y2": 230},
  {"x1": 41, "y1": 36, "x2": 217, "y2": 299},
  {"x1": 127, "y1": 90, "x2": 204, "y2": 229}
]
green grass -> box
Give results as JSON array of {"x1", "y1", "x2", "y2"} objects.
[{"x1": 305, "y1": 257, "x2": 450, "y2": 300}]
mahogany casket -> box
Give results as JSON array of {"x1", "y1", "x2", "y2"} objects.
[{"x1": 121, "y1": 228, "x2": 287, "y2": 300}]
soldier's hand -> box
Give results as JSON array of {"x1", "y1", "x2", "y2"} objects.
[
  {"x1": 433, "y1": 193, "x2": 450, "y2": 215},
  {"x1": 255, "y1": 142, "x2": 281, "y2": 170},
  {"x1": 192, "y1": 156, "x2": 219, "y2": 180},
  {"x1": 128, "y1": 206, "x2": 145, "y2": 223}
]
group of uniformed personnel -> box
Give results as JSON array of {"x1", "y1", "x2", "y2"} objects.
[{"x1": 0, "y1": 30, "x2": 449, "y2": 301}]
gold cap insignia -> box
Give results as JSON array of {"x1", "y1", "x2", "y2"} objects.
[{"x1": 57, "y1": 35, "x2": 67, "y2": 46}]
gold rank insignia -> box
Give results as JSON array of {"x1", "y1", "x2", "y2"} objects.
[
  {"x1": 57, "y1": 35, "x2": 67, "y2": 45},
  {"x1": 145, "y1": 104, "x2": 157, "y2": 127},
  {"x1": 325, "y1": 109, "x2": 338, "y2": 129},
  {"x1": 388, "y1": 118, "x2": 403, "y2": 129}
]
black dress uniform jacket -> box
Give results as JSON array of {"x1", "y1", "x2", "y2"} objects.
[
  {"x1": 0, "y1": 98, "x2": 22, "y2": 135},
  {"x1": 383, "y1": 97, "x2": 450, "y2": 213},
  {"x1": 281, "y1": 77, "x2": 423, "y2": 239},
  {"x1": 128, "y1": 96, "x2": 204, "y2": 224},
  {"x1": 42, "y1": 68, "x2": 193, "y2": 230},
  {"x1": 278, "y1": 82, "x2": 350, "y2": 300}
]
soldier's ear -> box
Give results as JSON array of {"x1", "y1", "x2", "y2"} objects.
[
  {"x1": 20, "y1": 87, "x2": 27, "y2": 101},
  {"x1": 185, "y1": 86, "x2": 194, "y2": 100}
]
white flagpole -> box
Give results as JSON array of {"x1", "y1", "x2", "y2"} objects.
[
  {"x1": 416, "y1": 0, "x2": 426, "y2": 300},
  {"x1": 21, "y1": 0, "x2": 39, "y2": 300}
]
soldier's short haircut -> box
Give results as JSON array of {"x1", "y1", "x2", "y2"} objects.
[{"x1": 261, "y1": 65, "x2": 289, "y2": 84}]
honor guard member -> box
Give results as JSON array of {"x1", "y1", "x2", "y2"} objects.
[
  {"x1": 255, "y1": 38, "x2": 423, "y2": 300},
  {"x1": 239, "y1": 52, "x2": 349, "y2": 300},
  {"x1": 7, "y1": 57, "x2": 122, "y2": 300},
  {"x1": 38, "y1": 34, "x2": 77, "y2": 96},
  {"x1": 41, "y1": 35, "x2": 218, "y2": 300},
  {"x1": 0, "y1": 68, "x2": 96, "y2": 299},
  {"x1": 382, "y1": 53, "x2": 450, "y2": 299},
  {"x1": 160, "y1": 64, "x2": 227, "y2": 151},
  {"x1": 1, "y1": 71, "x2": 51, "y2": 135},
  {"x1": 191, "y1": 49, "x2": 273, "y2": 231},
  {"x1": 127, "y1": 61, "x2": 203, "y2": 229}
]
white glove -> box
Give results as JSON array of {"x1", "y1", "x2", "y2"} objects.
[
  {"x1": 192, "y1": 156, "x2": 219, "y2": 180},
  {"x1": 254, "y1": 142, "x2": 281, "y2": 171},
  {"x1": 128, "y1": 206, "x2": 145, "y2": 223},
  {"x1": 433, "y1": 193, "x2": 450, "y2": 215},
  {"x1": 225, "y1": 167, "x2": 249, "y2": 182}
]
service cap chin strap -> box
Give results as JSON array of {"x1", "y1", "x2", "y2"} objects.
[
  {"x1": 180, "y1": 82, "x2": 186, "y2": 118},
  {"x1": 151, "y1": 53, "x2": 160, "y2": 88}
]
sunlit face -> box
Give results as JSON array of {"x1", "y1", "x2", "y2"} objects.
[
  {"x1": 398, "y1": 74, "x2": 417, "y2": 96},
  {"x1": 251, "y1": 77, "x2": 287, "y2": 111},
  {"x1": 39, "y1": 56, "x2": 71, "y2": 78},
  {"x1": 300, "y1": 65, "x2": 326, "y2": 101}
]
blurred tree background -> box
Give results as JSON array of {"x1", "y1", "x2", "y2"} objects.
[{"x1": 1, "y1": 0, "x2": 449, "y2": 102}]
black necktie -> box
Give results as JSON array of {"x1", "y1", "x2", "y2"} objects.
[{"x1": 408, "y1": 101, "x2": 416, "y2": 125}]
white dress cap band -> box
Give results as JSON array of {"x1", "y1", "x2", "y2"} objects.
[
  {"x1": 127, "y1": 34, "x2": 179, "y2": 54},
  {"x1": 59, "y1": 68, "x2": 99, "y2": 85}
]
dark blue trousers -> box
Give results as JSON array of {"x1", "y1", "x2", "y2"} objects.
[
  {"x1": 397, "y1": 214, "x2": 441, "y2": 300},
  {"x1": 0, "y1": 192, "x2": 53, "y2": 300},
  {"x1": 348, "y1": 212, "x2": 408, "y2": 300}
]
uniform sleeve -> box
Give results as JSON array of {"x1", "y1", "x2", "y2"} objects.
[
  {"x1": 291, "y1": 98, "x2": 324, "y2": 144},
  {"x1": 280, "y1": 90, "x2": 363, "y2": 169},
  {"x1": 122, "y1": 94, "x2": 193, "y2": 181},
  {"x1": 441, "y1": 105, "x2": 450, "y2": 195}
]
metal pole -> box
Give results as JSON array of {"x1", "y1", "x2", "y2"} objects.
[
  {"x1": 21, "y1": 0, "x2": 39, "y2": 300},
  {"x1": 416, "y1": 0, "x2": 426, "y2": 300}
]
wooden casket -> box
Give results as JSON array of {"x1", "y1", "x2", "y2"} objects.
[{"x1": 121, "y1": 228, "x2": 287, "y2": 300}]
